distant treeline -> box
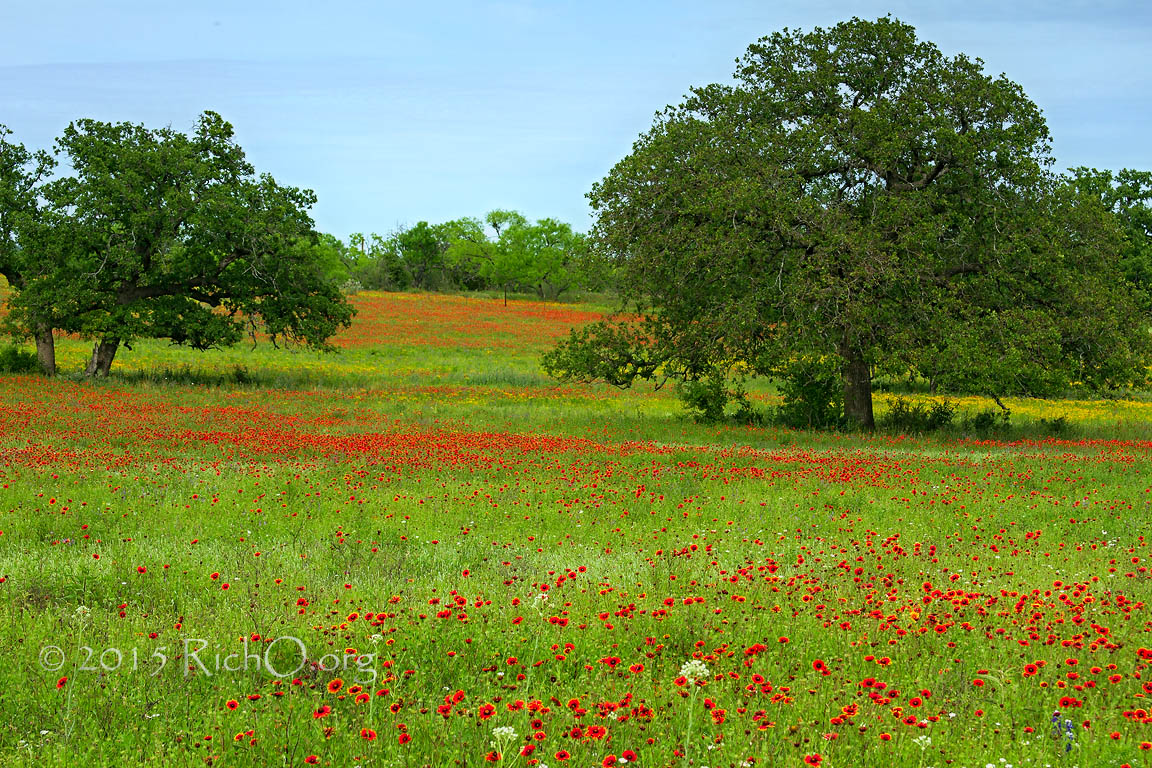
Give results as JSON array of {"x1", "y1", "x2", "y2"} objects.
[{"x1": 325, "y1": 210, "x2": 608, "y2": 300}]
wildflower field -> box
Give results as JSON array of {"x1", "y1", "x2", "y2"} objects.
[{"x1": 1, "y1": 292, "x2": 1151, "y2": 768}]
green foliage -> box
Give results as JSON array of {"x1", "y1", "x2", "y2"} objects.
[
  {"x1": 1069, "y1": 167, "x2": 1152, "y2": 314},
  {"x1": 0, "y1": 123, "x2": 58, "y2": 373},
  {"x1": 307, "y1": 233, "x2": 352, "y2": 286},
  {"x1": 439, "y1": 217, "x2": 494, "y2": 290},
  {"x1": 542, "y1": 318, "x2": 669, "y2": 388},
  {"x1": 879, "y1": 396, "x2": 957, "y2": 433},
  {"x1": 731, "y1": 388, "x2": 764, "y2": 426},
  {"x1": 445, "y1": 211, "x2": 589, "y2": 300},
  {"x1": 678, "y1": 373, "x2": 729, "y2": 424},
  {"x1": 2, "y1": 112, "x2": 355, "y2": 376},
  {"x1": 0, "y1": 125, "x2": 54, "y2": 292},
  {"x1": 397, "y1": 221, "x2": 448, "y2": 290},
  {"x1": 347, "y1": 232, "x2": 412, "y2": 291},
  {"x1": 336, "y1": 212, "x2": 593, "y2": 299},
  {"x1": 545, "y1": 16, "x2": 1151, "y2": 430},
  {"x1": 674, "y1": 370, "x2": 762, "y2": 425},
  {"x1": 0, "y1": 345, "x2": 40, "y2": 374},
  {"x1": 1037, "y1": 415, "x2": 1073, "y2": 436},
  {"x1": 775, "y1": 356, "x2": 844, "y2": 430},
  {"x1": 962, "y1": 408, "x2": 1012, "y2": 434},
  {"x1": 339, "y1": 278, "x2": 364, "y2": 294}
]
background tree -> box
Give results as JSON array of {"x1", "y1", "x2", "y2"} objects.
[
  {"x1": 473, "y1": 210, "x2": 534, "y2": 304},
  {"x1": 395, "y1": 221, "x2": 449, "y2": 290},
  {"x1": 0, "y1": 125, "x2": 57, "y2": 374},
  {"x1": 499, "y1": 216, "x2": 588, "y2": 300},
  {"x1": 6, "y1": 112, "x2": 354, "y2": 376},
  {"x1": 334, "y1": 213, "x2": 593, "y2": 299},
  {"x1": 443, "y1": 210, "x2": 589, "y2": 303},
  {"x1": 441, "y1": 216, "x2": 499, "y2": 292},
  {"x1": 544, "y1": 16, "x2": 1149, "y2": 428},
  {"x1": 308, "y1": 232, "x2": 352, "y2": 287},
  {"x1": 346, "y1": 232, "x2": 412, "y2": 291}
]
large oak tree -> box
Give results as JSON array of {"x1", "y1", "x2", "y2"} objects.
[
  {"x1": 5, "y1": 111, "x2": 354, "y2": 376},
  {"x1": 0, "y1": 125, "x2": 59, "y2": 374},
  {"x1": 544, "y1": 17, "x2": 1149, "y2": 428}
]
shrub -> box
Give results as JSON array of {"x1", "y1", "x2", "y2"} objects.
[
  {"x1": 775, "y1": 356, "x2": 843, "y2": 430},
  {"x1": 881, "y1": 396, "x2": 956, "y2": 433},
  {"x1": 679, "y1": 374, "x2": 729, "y2": 424},
  {"x1": 678, "y1": 372, "x2": 765, "y2": 426},
  {"x1": 0, "y1": 345, "x2": 40, "y2": 374},
  {"x1": 339, "y1": 278, "x2": 364, "y2": 295},
  {"x1": 732, "y1": 390, "x2": 765, "y2": 426},
  {"x1": 963, "y1": 408, "x2": 1011, "y2": 433},
  {"x1": 1037, "y1": 415, "x2": 1073, "y2": 436},
  {"x1": 230, "y1": 365, "x2": 255, "y2": 385}
]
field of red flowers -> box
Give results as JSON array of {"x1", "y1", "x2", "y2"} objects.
[
  {"x1": 331, "y1": 292, "x2": 605, "y2": 350},
  {"x1": 0, "y1": 296, "x2": 1151, "y2": 768}
]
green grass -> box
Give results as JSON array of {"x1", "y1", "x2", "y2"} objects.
[{"x1": 0, "y1": 295, "x2": 1151, "y2": 767}]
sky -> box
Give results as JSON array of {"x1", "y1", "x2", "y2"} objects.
[{"x1": 1, "y1": 0, "x2": 1149, "y2": 239}]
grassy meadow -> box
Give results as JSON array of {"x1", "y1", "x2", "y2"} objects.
[{"x1": 1, "y1": 291, "x2": 1150, "y2": 767}]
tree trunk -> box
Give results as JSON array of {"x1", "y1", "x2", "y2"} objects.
[
  {"x1": 85, "y1": 337, "x2": 119, "y2": 377},
  {"x1": 34, "y1": 322, "x2": 56, "y2": 376},
  {"x1": 840, "y1": 345, "x2": 875, "y2": 430}
]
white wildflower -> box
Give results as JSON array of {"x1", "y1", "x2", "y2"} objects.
[
  {"x1": 679, "y1": 659, "x2": 709, "y2": 683},
  {"x1": 492, "y1": 725, "x2": 517, "y2": 741},
  {"x1": 491, "y1": 725, "x2": 518, "y2": 755}
]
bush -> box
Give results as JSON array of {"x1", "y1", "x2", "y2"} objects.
[
  {"x1": 1036, "y1": 414, "x2": 1078, "y2": 437},
  {"x1": 678, "y1": 371, "x2": 765, "y2": 426},
  {"x1": 880, "y1": 396, "x2": 956, "y2": 433},
  {"x1": 963, "y1": 408, "x2": 1011, "y2": 434},
  {"x1": 0, "y1": 345, "x2": 40, "y2": 374},
  {"x1": 230, "y1": 365, "x2": 255, "y2": 385},
  {"x1": 679, "y1": 374, "x2": 729, "y2": 424},
  {"x1": 775, "y1": 356, "x2": 843, "y2": 430},
  {"x1": 732, "y1": 391, "x2": 765, "y2": 426},
  {"x1": 339, "y1": 278, "x2": 364, "y2": 295},
  {"x1": 1037, "y1": 415, "x2": 1073, "y2": 436}
]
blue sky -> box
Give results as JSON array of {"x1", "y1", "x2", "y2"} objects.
[{"x1": 1, "y1": 1, "x2": 1149, "y2": 239}]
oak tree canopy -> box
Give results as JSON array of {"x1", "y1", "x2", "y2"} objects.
[
  {"x1": 1, "y1": 111, "x2": 354, "y2": 376},
  {"x1": 544, "y1": 17, "x2": 1150, "y2": 428}
]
